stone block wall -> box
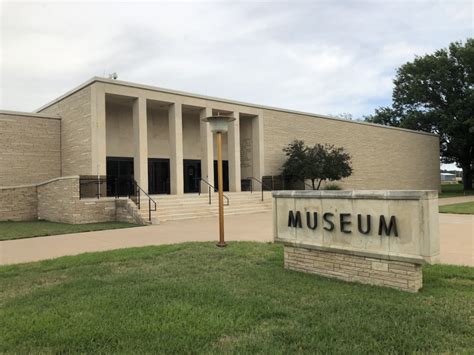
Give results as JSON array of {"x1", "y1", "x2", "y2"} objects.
[
  {"x1": 0, "y1": 185, "x2": 38, "y2": 221},
  {"x1": 39, "y1": 86, "x2": 93, "y2": 176},
  {"x1": 0, "y1": 112, "x2": 61, "y2": 186},
  {"x1": 37, "y1": 176, "x2": 145, "y2": 224},
  {"x1": 284, "y1": 246, "x2": 423, "y2": 292},
  {"x1": 0, "y1": 176, "x2": 144, "y2": 224},
  {"x1": 263, "y1": 109, "x2": 440, "y2": 190},
  {"x1": 37, "y1": 177, "x2": 80, "y2": 223}
]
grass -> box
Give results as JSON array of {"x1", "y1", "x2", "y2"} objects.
[
  {"x1": 0, "y1": 242, "x2": 473, "y2": 353},
  {"x1": 439, "y1": 201, "x2": 474, "y2": 215},
  {"x1": 0, "y1": 221, "x2": 139, "y2": 241},
  {"x1": 439, "y1": 183, "x2": 474, "y2": 198}
]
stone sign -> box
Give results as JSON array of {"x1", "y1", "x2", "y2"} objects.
[{"x1": 273, "y1": 190, "x2": 440, "y2": 292}]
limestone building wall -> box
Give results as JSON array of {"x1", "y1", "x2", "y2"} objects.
[
  {"x1": 263, "y1": 109, "x2": 440, "y2": 190},
  {"x1": 0, "y1": 112, "x2": 61, "y2": 186},
  {"x1": 39, "y1": 87, "x2": 93, "y2": 176}
]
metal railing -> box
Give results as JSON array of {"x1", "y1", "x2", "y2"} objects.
[
  {"x1": 79, "y1": 176, "x2": 157, "y2": 222},
  {"x1": 244, "y1": 175, "x2": 315, "y2": 201},
  {"x1": 196, "y1": 177, "x2": 229, "y2": 206},
  {"x1": 79, "y1": 176, "x2": 107, "y2": 199},
  {"x1": 246, "y1": 177, "x2": 273, "y2": 201},
  {"x1": 129, "y1": 179, "x2": 157, "y2": 222}
]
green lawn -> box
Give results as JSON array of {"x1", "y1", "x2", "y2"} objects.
[
  {"x1": 439, "y1": 183, "x2": 474, "y2": 198},
  {"x1": 439, "y1": 201, "x2": 474, "y2": 214},
  {"x1": 0, "y1": 242, "x2": 472, "y2": 353},
  {"x1": 0, "y1": 221, "x2": 138, "y2": 241}
]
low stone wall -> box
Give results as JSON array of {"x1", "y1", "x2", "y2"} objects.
[
  {"x1": 116, "y1": 200, "x2": 147, "y2": 225},
  {"x1": 0, "y1": 176, "x2": 145, "y2": 225},
  {"x1": 0, "y1": 185, "x2": 38, "y2": 221},
  {"x1": 37, "y1": 177, "x2": 79, "y2": 223},
  {"x1": 284, "y1": 246, "x2": 422, "y2": 292}
]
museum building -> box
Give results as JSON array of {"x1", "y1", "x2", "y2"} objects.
[{"x1": 0, "y1": 77, "x2": 440, "y2": 224}]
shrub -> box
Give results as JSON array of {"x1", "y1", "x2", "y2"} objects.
[{"x1": 324, "y1": 183, "x2": 341, "y2": 190}]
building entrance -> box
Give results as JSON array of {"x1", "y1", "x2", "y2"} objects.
[
  {"x1": 213, "y1": 160, "x2": 229, "y2": 192},
  {"x1": 148, "y1": 158, "x2": 170, "y2": 194},
  {"x1": 106, "y1": 157, "x2": 134, "y2": 197},
  {"x1": 183, "y1": 159, "x2": 201, "y2": 193}
]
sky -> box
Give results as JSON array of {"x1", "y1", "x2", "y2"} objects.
[{"x1": 0, "y1": 0, "x2": 472, "y2": 169}]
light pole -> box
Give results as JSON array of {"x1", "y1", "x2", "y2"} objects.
[{"x1": 201, "y1": 114, "x2": 235, "y2": 247}]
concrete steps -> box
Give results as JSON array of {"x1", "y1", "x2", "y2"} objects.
[{"x1": 136, "y1": 191, "x2": 273, "y2": 223}]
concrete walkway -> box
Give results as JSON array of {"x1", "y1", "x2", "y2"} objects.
[
  {"x1": 1, "y1": 211, "x2": 473, "y2": 267},
  {"x1": 438, "y1": 195, "x2": 474, "y2": 206},
  {"x1": 0, "y1": 213, "x2": 273, "y2": 265}
]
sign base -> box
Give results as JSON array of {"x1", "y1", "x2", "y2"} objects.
[{"x1": 284, "y1": 245, "x2": 422, "y2": 292}]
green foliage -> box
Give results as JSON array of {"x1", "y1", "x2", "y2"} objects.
[
  {"x1": 324, "y1": 183, "x2": 342, "y2": 190},
  {"x1": 439, "y1": 201, "x2": 474, "y2": 214},
  {"x1": 365, "y1": 39, "x2": 474, "y2": 190},
  {"x1": 282, "y1": 140, "x2": 352, "y2": 189},
  {"x1": 0, "y1": 242, "x2": 473, "y2": 353},
  {"x1": 440, "y1": 183, "x2": 474, "y2": 198}
]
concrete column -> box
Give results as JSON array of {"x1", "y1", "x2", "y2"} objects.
[
  {"x1": 132, "y1": 96, "x2": 148, "y2": 192},
  {"x1": 169, "y1": 102, "x2": 184, "y2": 195},
  {"x1": 200, "y1": 107, "x2": 213, "y2": 193},
  {"x1": 252, "y1": 112, "x2": 264, "y2": 179},
  {"x1": 91, "y1": 83, "x2": 107, "y2": 176},
  {"x1": 228, "y1": 111, "x2": 241, "y2": 192}
]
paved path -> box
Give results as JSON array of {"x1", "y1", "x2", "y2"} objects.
[
  {"x1": 0, "y1": 212, "x2": 472, "y2": 267},
  {"x1": 0, "y1": 213, "x2": 273, "y2": 266},
  {"x1": 438, "y1": 195, "x2": 474, "y2": 206}
]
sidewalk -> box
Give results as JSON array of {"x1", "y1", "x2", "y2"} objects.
[
  {"x1": 0, "y1": 212, "x2": 273, "y2": 265},
  {"x1": 0, "y1": 212, "x2": 472, "y2": 267},
  {"x1": 438, "y1": 195, "x2": 474, "y2": 206}
]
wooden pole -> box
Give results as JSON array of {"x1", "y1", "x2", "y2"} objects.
[{"x1": 216, "y1": 131, "x2": 226, "y2": 247}]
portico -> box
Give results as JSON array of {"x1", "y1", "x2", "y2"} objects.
[{"x1": 93, "y1": 82, "x2": 264, "y2": 195}]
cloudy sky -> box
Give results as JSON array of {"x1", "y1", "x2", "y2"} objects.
[{"x1": 0, "y1": 0, "x2": 472, "y2": 119}]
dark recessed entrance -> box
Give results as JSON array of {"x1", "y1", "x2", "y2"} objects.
[
  {"x1": 106, "y1": 157, "x2": 134, "y2": 197},
  {"x1": 214, "y1": 160, "x2": 229, "y2": 192},
  {"x1": 148, "y1": 158, "x2": 170, "y2": 194},
  {"x1": 183, "y1": 159, "x2": 201, "y2": 193}
]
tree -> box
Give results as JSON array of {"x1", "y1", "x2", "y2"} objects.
[
  {"x1": 365, "y1": 39, "x2": 474, "y2": 190},
  {"x1": 282, "y1": 140, "x2": 353, "y2": 190}
]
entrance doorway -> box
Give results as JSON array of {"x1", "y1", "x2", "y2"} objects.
[
  {"x1": 106, "y1": 157, "x2": 134, "y2": 197},
  {"x1": 148, "y1": 158, "x2": 170, "y2": 194},
  {"x1": 213, "y1": 160, "x2": 229, "y2": 192},
  {"x1": 183, "y1": 159, "x2": 201, "y2": 193}
]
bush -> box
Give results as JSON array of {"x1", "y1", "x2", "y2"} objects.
[{"x1": 324, "y1": 183, "x2": 341, "y2": 190}]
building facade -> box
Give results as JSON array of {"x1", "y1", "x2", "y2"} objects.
[{"x1": 0, "y1": 77, "x2": 440, "y2": 195}]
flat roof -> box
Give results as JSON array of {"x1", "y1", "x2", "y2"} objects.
[
  {"x1": 35, "y1": 77, "x2": 437, "y2": 138},
  {"x1": 0, "y1": 109, "x2": 60, "y2": 120}
]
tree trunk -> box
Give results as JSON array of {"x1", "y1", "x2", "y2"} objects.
[
  {"x1": 311, "y1": 179, "x2": 315, "y2": 190},
  {"x1": 317, "y1": 179, "x2": 323, "y2": 190},
  {"x1": 462, "y1": 165, "x2": 473, "y2": 191}
]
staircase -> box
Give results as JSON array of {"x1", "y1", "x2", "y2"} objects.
[{"x1": 137, "y1": 191, "x2": 273, "y2": 224}]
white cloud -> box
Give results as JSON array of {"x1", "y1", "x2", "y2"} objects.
[{"x1": 0, "y1": 0, "x2": 472, "y2": 117}]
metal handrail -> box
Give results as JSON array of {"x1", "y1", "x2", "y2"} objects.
[
  {"x1": 196, "y1": 177, "x2": 229, "y2": 206},
  {"x1": 246, "y1": 176, "x2": 273, "y2": 201},
  {"x1": 279, "y1": 175, "x2": 314, "y2": 190},
  {"x1": 79, "y1": 179, "x2": 102, "y2": 199},
  {"x1": 131, "y1": 179, "x2": 157, "y2": 222}
]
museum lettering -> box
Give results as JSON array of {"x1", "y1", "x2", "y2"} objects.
[{"x1": 288, "y1": 210, "x2": 398, "y2": 237}]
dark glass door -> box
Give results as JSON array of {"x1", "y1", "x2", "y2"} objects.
[
  {"x1": 183, "y1": 159, "x2": 201, "y2": 193},
  {"x1": 106, "y1": 157, "x2": 134, "y2": 197},
  {"x1": 214, "y1": 160, "x2": 229, "y2": 192},
  {"x1": 148, "y1": 158, "x2": 170, "y2": 194}
]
